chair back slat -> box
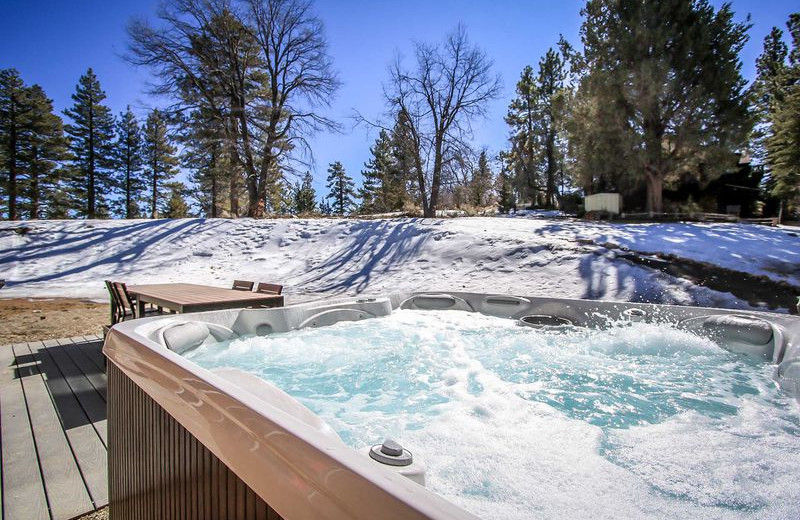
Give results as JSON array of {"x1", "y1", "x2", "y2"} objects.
[
  {"x1": 232, "y1": 280, "x2": 255, "y2": 291},
  {"x1": 113, "y1": 282, "x2": 136, "y2": 318},
  {"x1": 255, "y1": 282, "x2": 283, "y2": 295},
  {"x1": 105, "y1": 280, "x2": 121, "y2": 324}
]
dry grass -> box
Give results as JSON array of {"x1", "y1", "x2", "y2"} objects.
[{"x1": 0, "y1": 298, "x2": 109, "y2": 344}]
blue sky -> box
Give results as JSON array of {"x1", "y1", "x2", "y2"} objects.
[{"x1": 2, "y1": 0, "x2": 797, "y2": 199}]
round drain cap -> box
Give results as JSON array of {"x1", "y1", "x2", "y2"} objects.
[{"x1": 369, "y1": 439, "x2": 413, "y2": 466}]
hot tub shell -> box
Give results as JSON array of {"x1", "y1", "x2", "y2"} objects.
[{"x1": 103, "y1": 292, "x2": 800, "y2": 520}]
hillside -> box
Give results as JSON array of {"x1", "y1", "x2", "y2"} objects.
[{"x1": 1, "y1": 217, "x2": 798, "y2": 311}]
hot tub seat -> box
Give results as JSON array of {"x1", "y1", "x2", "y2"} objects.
[{"x1": 679, "y1": 314, "x2": 784, "y2": 361}]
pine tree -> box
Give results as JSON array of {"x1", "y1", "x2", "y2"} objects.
[
  {"x1": 63, "y1": 68, "x2": 116, "y2": 218},
  {"x1": 181, "y1": 108, "x2": 230, "y2": 218},
  {"x1": 766, "y1": 88, "x2": 800, "y2": 220},
  {"x1": 113, "y1": 107, "x2": 145, "y2": 218},
  {"x1": 358, "y1": 130, "x2": 398, "y2": 213},
  {"x1": 568, "y1": 0, "x2": 751, "y2": 213},
  {"x1": 0, "y1": 71, "x2": 68, "y2": 220},
  {"x1": 469, "y1": 150, "x2": 494, "y2": 207},
  {"x1": 497, "y1": 160, "x2": 516, "y2": 214},
  {"x1": 389, "y1": 111, "x2": 420, "y2": 209},
  {"x1": 357, "y1": 172, "x2": 380, "y2": 214},
  {"x1": 21, "y1": 85, "x2": 69, "y2": 220},
  {"x1": 754, "y1": 13, "x2": 800, "y2": 221},
  {"x1": 142, "y1": 109, "x2": 179, "y2": 218},
  {"x1": 162, "y1": 181, "x2": 190, "y2": 218},
  {"x1": 0, "y1": 69, "x2": 27, "y2": 220},
  {"x1": 325, "y1": 161, "x2": 356, "y2": 215},
  {"x1": 293, "y1": 172, "x2": 317, "y2": 214},
  {"x1": 319, "y1": 198, "x2": 333, "y2": 215},
  {"x1": 505, "y1": 65, "x2": 539, "y2": 206}
]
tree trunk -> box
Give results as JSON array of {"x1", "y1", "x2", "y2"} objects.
[
  {"x1": 645, "y1": 168, "x2": 663, "y2": 214},
  {"x1": 125, "y1": 161, "x2": 132, "y2": 219},
  {"x1": 545, "y1": 130, "x2": 557, "y2": 208},
  {"x1": 88, "y1": 94, "x2": 96, "y2": 219},
  {"x1": 7, "y1": 114, "x2": 17, "y2": 221},
  {"x1": 227, "y1": 143, "x2": 241, "y2": 217},
  {"x1": 231, "y1": 96, "x2": 257, "y2": 218},
  {"x1": 151, "y1": 157, "x2": 158, "y2": 219},
  {"x1": 426, "y1": 138, "x2": 443, "y2": 218},
  {"x1": 210, "y1": 149, "x2": 218, "y2": 219},
  {"x1": 414, "y1": 150, "x2": 429, "y2": 216},
  {"x1": 29, "y1": 160, "x2": 39, "y2": 219}
]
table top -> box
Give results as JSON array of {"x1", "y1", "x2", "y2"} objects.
[{"x1": 126, "y1": 283, "x2": 282, "y2": 307}]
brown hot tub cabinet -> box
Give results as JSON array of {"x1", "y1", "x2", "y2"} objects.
[{"x1": 103, "y1": 292, "x2": 800, "y2": 520}]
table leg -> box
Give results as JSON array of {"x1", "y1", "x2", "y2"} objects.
[{"x1": 137, "y1": 299, "x2": 145, "y2": 319}]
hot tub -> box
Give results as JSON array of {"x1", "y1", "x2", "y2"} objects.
[{"x1": 103, "y1": 292, "x2": 800, "y2": 519}]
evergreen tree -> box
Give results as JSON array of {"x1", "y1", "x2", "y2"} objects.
[
  {"x1": 21, "y1": 85, "x2": 69, "y2": 220},
  {"x1": 389, "y1": 111, "x2": 420, "y2": 209},
  {"x1": 325, "y1": 161, "x2": 356, "y2": 215},
  {"x1": 162, "y1": 181, "x2": 190, "y2": 218},
  {"x1": 754, "y1": 13, "x2": 800, "y2": 221},
  {"x1": 357, "y1": 171, "x2": 380, "y2": 214},
  {"x1": 319, "y1": 197, "x2": 333, "y2": 215},
  {"x1": 497, "y1": 158, "x2": 516, "y2": 214},
  {"x1": 142, "y1": 109, "x2": 179, "y2": 218},
  {"x1": 469, "y1": 150, "x2": 494, "y2": 207},
  {"x1": 505, "y1": 65, "x2": 539, "y2": 206},
  {"x1": 63, "y1": 68, "x2": 116, "y2": 218},
  {"x1": 293, "y1": 172, "x2": 317, "y2": 214},
  {"x1": 567, "y1": 0, "x2": 751, "y2": 213},
  {"x1": 0, "y1": 69, "x2": 27, "y2": 220},
  {"x1": 0, "y1": 71, "x2": 68, "y2": 220},
  {"x1": 113, "y1": 107, "x2": 145, "y2": 218},
  {"x1": 358, "y1": 130, "x2": 400, "y2": 213},
  {"x1": 181, "y1": 107, "x2": 232, "y2": 218}
]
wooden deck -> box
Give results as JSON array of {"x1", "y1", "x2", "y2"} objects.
[{"x1": 1, "y1": 335, "x2": 107, "y2": 520}]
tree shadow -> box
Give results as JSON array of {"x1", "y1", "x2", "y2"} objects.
[
  {"x1": 299, "y1": 220, "x2": 431, "y2": 294},
  {"x1": 3, "y1": 218, "x2": 225, "y2": 287},
  {"x1": 12, "y1": 338, "x2": 106, "y2": 432},
  {"x1": 578, "y1": 250, "x2": 693, "y2": 305}
]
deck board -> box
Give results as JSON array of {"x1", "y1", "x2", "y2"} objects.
[
  {"x1": 32, "y1": 340, "x2": 108, "y2": 507},
  {"x1": 60, "y1": 337, "x2": 107, "y2": 402},
  {"x1": 1, "y1": 337, "x2": 108, "y2": 520},
  {"x1": 0, "y1": 343, "x2": 49, "y2": 520},
  {"x1": 14, "y1": 341, "x2": 94, "y2": 520}
]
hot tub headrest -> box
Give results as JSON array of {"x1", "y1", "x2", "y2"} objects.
[
  {"x1": 680, "y1": 314, "x2": 779, "y2": 359},
  {"x1": 160, "y1": 321, "x2": 237, "y2": 354},
  {"x1": 696, "y1": 314, "x2": 773, "y2": 345}
]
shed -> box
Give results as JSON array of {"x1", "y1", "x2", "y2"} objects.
[{"x1": 585, "y1": 193, "x2": 623, "y2": 215}]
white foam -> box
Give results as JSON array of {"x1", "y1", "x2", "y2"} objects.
[{"x1": 187, "y1": 310, "x2": 800, "y2": 519}]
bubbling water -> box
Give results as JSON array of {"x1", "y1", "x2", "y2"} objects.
[{"x1": 186, "y1": 310, "x2": 800, "y2": 520}]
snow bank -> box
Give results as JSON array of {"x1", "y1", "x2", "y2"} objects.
[{"x1": 0, "y1": 217, "x2": 796, "y2": 309}]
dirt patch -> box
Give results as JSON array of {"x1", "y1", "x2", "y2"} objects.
[
  {"x1": 611, "y1": 250, "x2": 800, "y2": 313},
  {"x1": 77, "y1": 506, "x2": 108, "y2": 520},
  {"x1": 0, "y1": 298, "x2": 109, "y2": 344}
]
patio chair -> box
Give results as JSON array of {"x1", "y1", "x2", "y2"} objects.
[
  {"x1": 255, "y1": 282, "x2": 283, "y2": 295},
  {"x1": 105, "y1": 280, "x2": 122, "y2": 325},
  {"x1": 232, "y1": 280, "x2": 255, "y2": 291},
  {"x1": 114, "y1": 282, "x2": 162, "y2": 320}
]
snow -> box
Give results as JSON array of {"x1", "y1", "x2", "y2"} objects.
[{"x1": 0, "y1": 217, "x2": 798, "y2": 310}]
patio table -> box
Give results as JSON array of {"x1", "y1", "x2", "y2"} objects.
[{"x1": 126, "y1": 283, "x2": 283, "y2": 317}]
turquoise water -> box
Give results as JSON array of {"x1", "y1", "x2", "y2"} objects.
[{"x1": 186, "y1": 310, "x2": 800, "y2": 520}]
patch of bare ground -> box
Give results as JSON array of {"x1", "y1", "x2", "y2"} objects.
[
  {"x1": 0, "y1": 297, "x2": 109, "y2": 344},
  {"x1": 77, "y1": 506, "x2": 108, "y2": 519}
]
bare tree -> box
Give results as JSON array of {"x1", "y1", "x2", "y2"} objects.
[
  {"x1": 127, "y1": 0, "x2": 339, "y2": 217},
  {"x1": 385, "y1": 25, "x2": 501, "y2": 217},
  {"x1": 243, "y1": 0, "x2": 340, "y2": 216}
]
